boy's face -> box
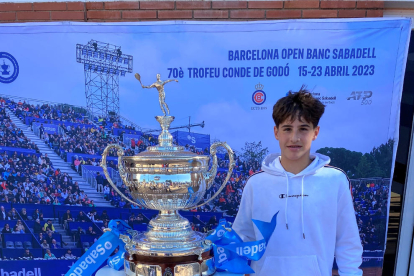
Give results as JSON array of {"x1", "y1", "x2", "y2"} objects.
[{"x1": 274, "y1": 117, "x2": 319, "y2": 163}]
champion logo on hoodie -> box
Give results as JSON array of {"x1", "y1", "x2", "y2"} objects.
[{"x1": 279, "y1": 194, "x2": 309, "y2": 199}]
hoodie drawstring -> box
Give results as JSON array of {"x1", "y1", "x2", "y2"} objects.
[
  {"x1": 301, "y1": 175, "x2": 305, "y2": 239},
  {"x1": 284, "y1": 171, "x2": 289, "y2": 230},
  {"x1": 284, "y1": 173, "x2": 306, "y2": 239}
]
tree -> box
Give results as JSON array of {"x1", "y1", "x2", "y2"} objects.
[
  {"x1": 316, "y1": 147, "x2": 362, "y2": 178},
  {"x1": 370, "y1": 139, "x2": 394, "y2": 178},
  {"x1": 317, "y1": 139, "x2": 394, "y2": 179},
  {"x1": 240, "y1": 141, "x2": 269, "y2": 164}
]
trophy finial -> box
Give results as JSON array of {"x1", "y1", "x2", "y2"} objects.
[{"x1": 136, "y1": 73, "x2": 178, "y2": 116}]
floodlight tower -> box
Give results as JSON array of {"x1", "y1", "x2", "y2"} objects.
[{"x1": 76, "y1": 40, "x2": 133, "y2": 119}]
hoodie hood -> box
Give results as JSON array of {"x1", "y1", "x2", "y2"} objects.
[
  {"x1": 261, "y1": 153, "x2": 331, "y2": 177},
  {"x1": 261, "y1": 153, "x2": 331, "y2": 239}
]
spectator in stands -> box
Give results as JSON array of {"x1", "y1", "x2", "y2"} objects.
[
  {"x1": 208, "y1": 215, "x2": 218, "y2": 227},
  {"x1": 15, "y1": 220, "x2": 25, "y2": 232},
  {"x1": 45, "y1": 231, "x2": 53, "y2": 244},
  {"x1": 20, "y1": 208, "x2": 29, "y2": 220},
  {"x1": 41, "y1": 239, "x2": 50, "y2": 249},
  {"x1": 32, "y1": 209, "x2": 43, "y2": 221},
  {"x1": 23, "y1": 249, "x2": 34, "y2": 259},
  {"x1": 39, "y1": 124, "x2": 45, "y2": 139},
  {"x1": 0, "y1": 205, "x2": 8, "y2": 220},
  {"x1": 44, "y1": 249, "x2": 56, "y2": 259},
  {"x1": 43, "y1": 219, "x2": 55, "y2": 233},
  {"x1": 2, "y1": 223, "x2": 11, "y2": 233},
  {"x1": 73, "y1": 157, "x2": 81, "y2": 173},
  {"x1": 96, "y1": 172, "x2": 104, "y2": 193},
  {"x1": 103, "y1": 185, "x2": 110, "y2": 199},
  {"x1": 87, "y1": 210, "x2": 101, "y2": 222},
  {"x1": 86, "y1": 226, "x2": 96, "y2": 235},
  {"x1": 111, "y1": 192, "x2": 121, "y2": 207},
  {"x1": 74, "y1": 226, "x2": 85, "y2": 242},
  {"x1": 37, "y1": 232, "x2": 44, "y2": 243},
  {"x1": 88, "y1": 200, "x2": 96, "y2": 208},
  {"x1": 51, "y1": 239, "x2": 60, "y2": 249},
  {"x1": 62, "y1": 209, "x2": 73, "y2": 229},
  {"x1": 64, "y1": 249, "x2": 76, "y2": 259},
  {"x1": 8, "y1": 208, "x2": 19, "y2": 220},
  {"x1": 100, "y1": 210, "x2": 109, "y2": 222},
  {"x1": 119, "y1": 198, "x2": 126, "y2": 208},
  {"x1": 11, "y1": 225, "x2": 22, "y2": 234},
  {"x1": 128, "y1": 213, "x2": 136, "y2": 227},
  {"x1": 33, "y1": 219, "x2": 43, "y2": 233},
  {"x1": 77, "y1": 211, "x2": 88, "y2": 222}
]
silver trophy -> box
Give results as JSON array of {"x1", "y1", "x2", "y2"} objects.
[{"x1": 101, "y1": 73, "x2": 234, "y2": 276}]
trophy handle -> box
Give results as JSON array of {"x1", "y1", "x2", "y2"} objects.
[
  {"x1": 100, "y1": 144, "x2": 143, "y2": 208},
  {"x1": 191, "y1": 142, "x2": 235, "y2": 209}
]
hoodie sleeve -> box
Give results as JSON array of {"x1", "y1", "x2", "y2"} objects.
[
  {"x1": 335, "y1": 175, "x2": 363, "y2": 276},
  {"x1": 232, "y1": 180, "x2": 256, "y2": 242}
]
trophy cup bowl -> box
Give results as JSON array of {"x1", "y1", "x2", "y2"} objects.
[{"x1": 101, "y1": 115, "x2": 235, "y2": 276}]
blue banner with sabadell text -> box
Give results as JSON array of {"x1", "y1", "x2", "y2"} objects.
[
  {"x1": 0, "y1": 18, "x2": 411, "y2": 275},
  {"x1": 0, "y1": 260, "x2": 75, "y2": 276}
]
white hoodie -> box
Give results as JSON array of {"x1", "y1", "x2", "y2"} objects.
[{"x1": 232, "y1": 153, "x2": 362, "y2": 276}]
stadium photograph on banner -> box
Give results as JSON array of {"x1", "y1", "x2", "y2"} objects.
[{"x1": 0, "y1": 17, "x2": 411, "y2": 276}]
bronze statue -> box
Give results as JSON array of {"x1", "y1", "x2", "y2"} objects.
[{"x1": 135, "y1": 73, "x2": 178, "y2": 116}]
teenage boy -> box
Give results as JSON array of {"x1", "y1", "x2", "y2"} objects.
[{"x1": 233, "y1": 89, "x2": 362, "y2": 276}]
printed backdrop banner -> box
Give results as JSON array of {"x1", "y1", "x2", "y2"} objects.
[
  {"x1": 0, "y1": 260, "x2": 75, "y2": 276},
  {"x1": 33, "y1": 122, "x2": 59, "y2": 134},
  {"x1": 172, "y1": 130, "x2": 211, "y2": 150},
  {"x1": 0, "y1": 19, "x2": 411, "y2": 275}
]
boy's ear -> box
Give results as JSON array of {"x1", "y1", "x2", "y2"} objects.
[
  {"x1": 312, "y1": 126, "x2": 320, "y2": 140},
  {"x1": 274, "y1": 126, "x2": 279, "y2": 140}
]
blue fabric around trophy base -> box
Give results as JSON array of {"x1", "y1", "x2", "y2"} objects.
[{"x1": 95, "y1": 266, "x2": 244, "y2": 276}]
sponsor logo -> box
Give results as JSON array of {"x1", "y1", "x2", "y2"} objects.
[
  {"x1": 235, "y1": 242, "x2": 266, "y2": 257},
  {"x1": 187, "y1": 135, "x2": 196, "y2": 144},
  {"x1": 252, "y1": 83, "x2": 266, "y2": 105},
  {"x1": 347, "y1": 91, "x2": 373, "y2": 105},
  {"x1": 68, "y1": 241, "x2": 113, "y2": 276},
  {"x1": 279, "y1": 194, "x2": 309, "y2": 199},
  {"x1": 287, "y1": 91, "x2": 336, "y2": 105},
  {"x1": 0, "y1": 52, "x2": 19, "y2": 84},
  {"x1": 0, "y1": 268, "x2": 41, "y2": 276}
]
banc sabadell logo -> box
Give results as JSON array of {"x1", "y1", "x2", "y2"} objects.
[
  {"x1": 252, "y1": 83, "x2": 266, "y2": 105},
  {"x1": 187, "y1": 135, "x2": 196, "y2": 144},
  {"x1": 0, "y1": 52, "x2": 19, "y2": 84}
]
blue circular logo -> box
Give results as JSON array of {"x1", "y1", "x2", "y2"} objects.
[
  {"x1": 252, "y1": 90, "x2": 266, "y2": 105},
  {"x1": 0, "y1": 52, "x2": 19, "y2": 84}
]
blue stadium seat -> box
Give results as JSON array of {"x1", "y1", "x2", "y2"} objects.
[
  {"x1": 15, "y1": 241, "x2": 23, "y2": 249},
  {"x1": 6, "y1": 241, "x2": 14, "y2": 249},
  {"x1": 24, "y1": 241, "x2": 32, "y2": 249}
]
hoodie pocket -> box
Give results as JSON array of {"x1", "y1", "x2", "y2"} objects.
[{"x1": 259, "y1": 255, "x2": 322, "y2": 276}]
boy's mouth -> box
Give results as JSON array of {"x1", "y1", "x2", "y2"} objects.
[{"x1": 287, "y1": 145, "x2": 302, "y2": 148}]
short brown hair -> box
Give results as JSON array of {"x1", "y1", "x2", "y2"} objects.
[{"x1": 272, "y1": 86, "x2": 325, "y2": 128}]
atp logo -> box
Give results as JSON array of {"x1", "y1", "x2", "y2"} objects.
[
  {"x1": 347, "y1": 91, "x2": 373, "y2": 105},
  {"x1": 0, "y1": 52, "x2": 19, "y2": 84},
  {"x1": 252, "y1": 83, "x2": 266, "y2": 105}
]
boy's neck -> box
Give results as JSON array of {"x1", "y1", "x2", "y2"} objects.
[{"x1": 280, "y1": 153, "x2": 313, "y2": 175}]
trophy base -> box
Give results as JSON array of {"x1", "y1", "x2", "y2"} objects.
[{"x1": 124, "y1": 250, "x2": 216, "y2": 276}]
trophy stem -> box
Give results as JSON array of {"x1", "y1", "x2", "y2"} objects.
[{"x1": 156, "y1": 115, "x2": 175, "y2": 147}]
